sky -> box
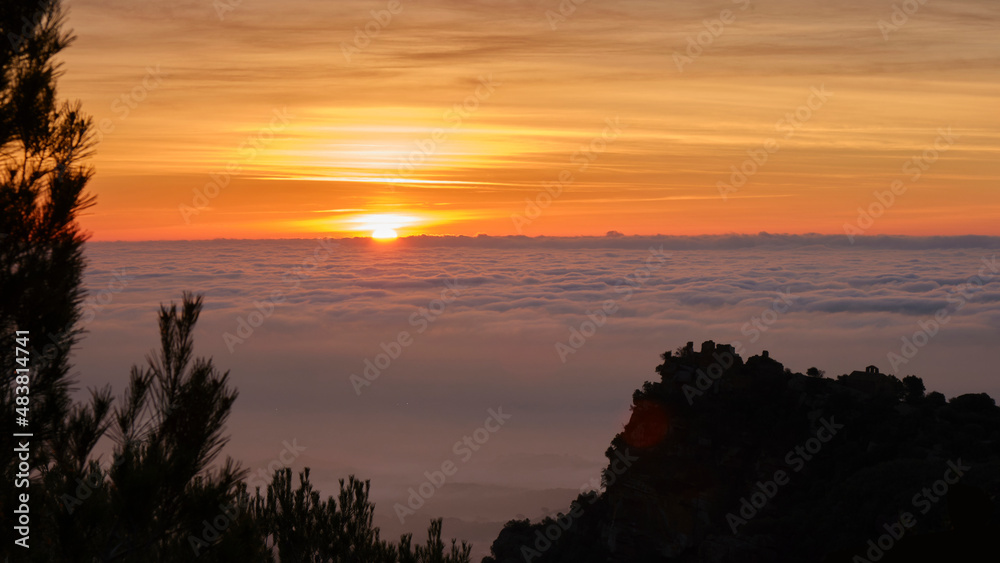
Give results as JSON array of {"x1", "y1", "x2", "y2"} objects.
[
  {"x1": 56, "y1": 0, "x2": 1000, "y2": 241},
  {"x1": 74, "y1": 236, "x2": 1000, "y2": 557}
]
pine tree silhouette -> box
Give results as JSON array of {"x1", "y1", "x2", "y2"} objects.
[
  {"x1": 1, "y1": 0, "x2": 107, "y2": 559},
  {"x1": 98, "y1": 293, "x2": 246, "y2": 561}
]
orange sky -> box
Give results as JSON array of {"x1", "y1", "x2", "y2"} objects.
[{"x1": 58, "y1": 0, "x2": 1000, "y2": 241}]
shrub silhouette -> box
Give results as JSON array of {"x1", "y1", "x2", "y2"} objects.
[{"x1": 484, "y1": 342, "x2": 1000, "y2": 562}]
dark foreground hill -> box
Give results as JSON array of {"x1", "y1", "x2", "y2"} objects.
[{"x1": 484, "y1": 341, "x2": 1000, "y2": 563}]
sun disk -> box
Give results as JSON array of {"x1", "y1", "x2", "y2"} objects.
[{"x1": 372, "y1": 227, "x2": 398, "y2": 240}]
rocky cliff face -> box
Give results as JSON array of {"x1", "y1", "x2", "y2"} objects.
[{"x1": 484, "y1": 342, "x2": 1000, "y2": 563}]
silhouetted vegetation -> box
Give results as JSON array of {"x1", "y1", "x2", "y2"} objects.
[
  {"x1": 484, "y1": 342, "x2": 1000, "y2": 562},
  {"x1": 4, "y1": 291, "x2": 474, "y2": 562},
  {"x1": 2, "y1": 0, "x2": 103, "y2": 557}
]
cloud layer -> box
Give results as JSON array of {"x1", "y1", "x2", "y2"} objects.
[{"x1": 74, "y1": 236, "x2": 1000, "y2": 557}]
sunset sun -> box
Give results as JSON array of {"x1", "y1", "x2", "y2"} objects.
[
  {"x1": 351, "y1": 213, "x2": 419, "y2": 240},
  {"x1": 371, "y1": 227, "x2": 398, "y2": 240}
]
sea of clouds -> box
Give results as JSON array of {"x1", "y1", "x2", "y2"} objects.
[{"x1": 73, "y1": 235, "x2": 1000, "y2": 558}]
